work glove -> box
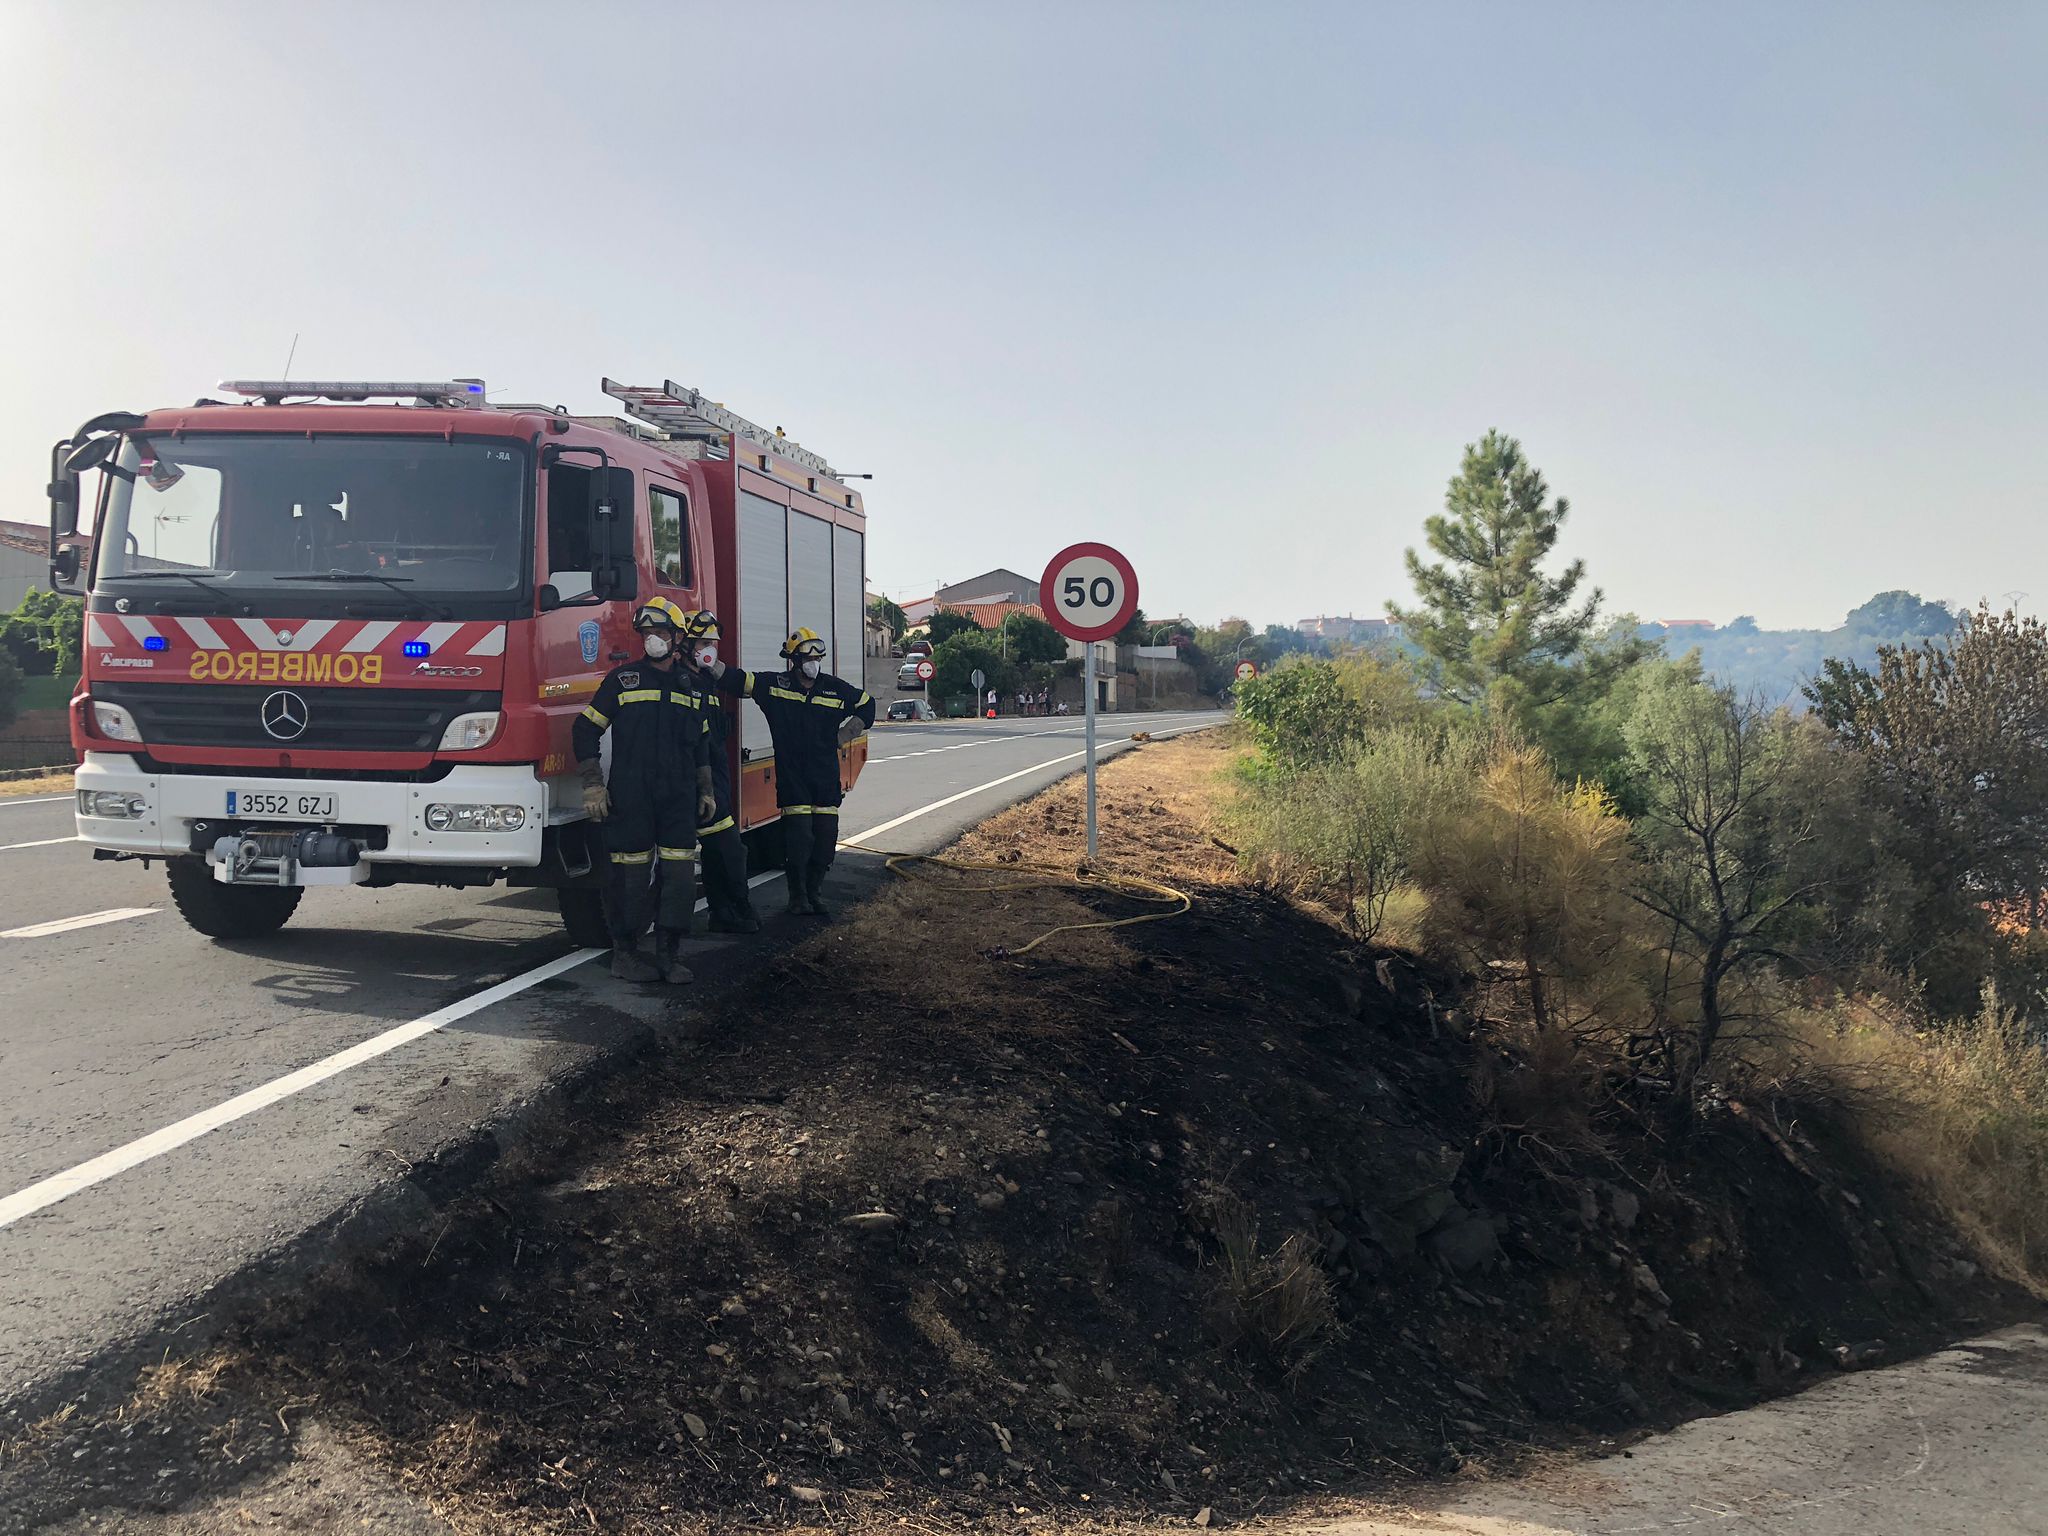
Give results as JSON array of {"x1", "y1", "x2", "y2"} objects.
[
  {"x1": 837, "y1": 717, "x2": 863, "y2": 747},
  {"x1": 697, "y1": 766, "x2": 717, "y2": 824},
  {"x1": 579, "y1": 761, "x2": 610, "y2": 821}
]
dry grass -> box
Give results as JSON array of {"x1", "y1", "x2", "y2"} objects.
[
  {"x1": 1198, "y1": 1185, "x2": 1339, "y2": 1363},
  {"x1": 1777, "y1": 992, "x2": 2048, "y2": 1294},
  {"x1": 832, "y1": 732, "x2": 1248, "y2": 1009},
  {"x1": 122, "y1": 1351, "x2": 231, "y2": 1422},
  {"x1": 0, "y1": 770, "x2": 71, "y2": 798}
]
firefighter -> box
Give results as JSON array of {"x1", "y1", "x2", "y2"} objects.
[
  {"x1": 704, "y1": 629, "x2": 874, "y2": 918},
  {"x1": 677, "y1": 607, "x2": 761, "y2": 934},
  {"x1": 571, "y1": 597, "x2": 717, "y2": 983}
]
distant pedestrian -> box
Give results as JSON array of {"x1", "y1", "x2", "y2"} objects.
[{"x1": 986, "y1": 688, "x2": 998, "y2": 716}]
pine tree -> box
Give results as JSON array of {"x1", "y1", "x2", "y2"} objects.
[{"x1": 1391, "y1": 430, "x2": 1600, "y2": 716}]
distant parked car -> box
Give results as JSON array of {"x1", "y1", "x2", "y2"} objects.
[
  {"x1": 886, "y1": 698, "x2": 937, "y2": 721},
  {"x1": 897, "y1": 659, "x2": 928, "y2": 690}
]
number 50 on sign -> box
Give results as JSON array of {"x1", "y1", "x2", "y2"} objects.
[{"x1": 1040, "y1": 542, "x2": 1139, "y2": 643}]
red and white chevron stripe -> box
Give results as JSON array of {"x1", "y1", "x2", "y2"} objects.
[
  {"x1": 85, "y1": 615, "x2": 512, "y2": 689},
  {"x1": 87, "y1": 615, "x2": 509, "y2": 658}
]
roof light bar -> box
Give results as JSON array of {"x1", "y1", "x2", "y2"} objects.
[{"x1": 218, "y1": 379, "x2": 486, "y2": 405}]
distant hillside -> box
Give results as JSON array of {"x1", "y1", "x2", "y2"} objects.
[{"x1": 1639, "y1": 590, "x2": 1957, "y2": 703}]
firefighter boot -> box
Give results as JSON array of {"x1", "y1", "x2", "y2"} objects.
[
  {"x1": 782, "y1": 816, "x2": 816, "y2": 916},
  {"x1": 653, "y1": 929, "x2": 695, "y2": 985},
  {"x1": 709, "y1": 904, "x2": 762, "y2": 935},
  {"x1": 803, "y1": 864, "x2": 832, "y2": 921},
  {"x1": 610, "y1": 939, "x2": 659, "y2": 982}
]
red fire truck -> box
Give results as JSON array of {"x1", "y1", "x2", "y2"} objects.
[{"x1": 45, "y1": 378, "x2": 870, "y2": 944}]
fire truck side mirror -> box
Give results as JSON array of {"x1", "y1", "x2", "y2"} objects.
[{"x1": 50, "y1": 544, "x2": 82, "y2": 592}]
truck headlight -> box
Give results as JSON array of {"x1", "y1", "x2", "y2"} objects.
[
  {"x1": 92, "y1": 701, "x2": 142, "y2": 742},
  {"x1": 438, "y1": 712, "x2": 502, "y2": 751},
  {"x1": 78, "y1": 790, "x2": 147, "y2": 819},
  {"x1": 424, "y1": 803, "x2": 527, "y2": 832}
]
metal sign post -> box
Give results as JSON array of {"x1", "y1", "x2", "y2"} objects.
[
  {"x1": 1039, "y1": 543, "x2": 1140, "y2": 865},
  {"x1": 1084, "y1": 641, "x2": 1098, "y2": 856}
]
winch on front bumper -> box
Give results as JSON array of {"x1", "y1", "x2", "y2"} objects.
[{"x1": 73, "y1": 752, "x2": 550, "y2": 884}]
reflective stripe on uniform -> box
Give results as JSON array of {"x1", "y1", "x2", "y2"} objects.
[
  {"x1": 856, "y1": 692, "x2": 871, "y2": 707},
  {"x1": 611, "y1": 849, "x2": 653, "y2": 865},
  {"x1": 657, "y1": 845, "x2": 698, "y2": 862},
  {"x1": 616, "y1": 689, "x2": 663, "y2": 704},
  {"x1": 782, "y1": 805, "x2": 815, "y2": 815},
  {"x1": 812, "y1": 805, "x2": 840, "y2": 817},
  {"x1": 768, "y1": 687, "x2": 809, "y2": 703},
  {"x1": 808, "y1": 694, "x2": 844, "y2": 709},
  {"x1": 699, "y1": 814, "x2": 735, "y2": 836},
  {"x1": 581, "y1": 705, "x2": 609, "y2": 726}
]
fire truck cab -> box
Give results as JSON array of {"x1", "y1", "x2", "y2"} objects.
[{"x1": 46, "y1": 378, "x2": 869, "y2": 944}]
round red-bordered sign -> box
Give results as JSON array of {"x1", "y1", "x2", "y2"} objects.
[
  {"x1": 1040, "y1": 542, "x2": 1140, "y2": 644},
  {"x1": 915, "y1": 659, "x2": 935, "y2": 681},
  {"x1": 1235, "y1": 659, "x2": 1258, "y2": 680}
]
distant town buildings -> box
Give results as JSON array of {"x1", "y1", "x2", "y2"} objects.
[{"x1": 1295, "y1": 614, "x2": 1398, "y2": 644}]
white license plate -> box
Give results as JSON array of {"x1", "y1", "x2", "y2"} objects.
[{"x1": 227, "y1": 789, "x2": 337, "y2": 820}]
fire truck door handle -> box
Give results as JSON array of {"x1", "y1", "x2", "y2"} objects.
[{"x1": 609, "y1": 650, "x2": 630, "y2": 662}]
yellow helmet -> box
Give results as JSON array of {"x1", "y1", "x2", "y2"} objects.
[
  {"x1": 678, "y1": 608, "x2": 722, "y2": 641},
  {"x1": 632, "y1": 596, "x2": 689, "y2": 633},
  {"x1": 780, "y1": 627, "x2": 827, "y2": 661}
]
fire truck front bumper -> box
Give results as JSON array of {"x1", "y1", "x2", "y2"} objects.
[{"x1": 73, "y1": 754, "x2": 548, "y2": 881}]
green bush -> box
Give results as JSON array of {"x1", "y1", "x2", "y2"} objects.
[
  {"x1": 1234, "y1": 724, "x2": 1479, "y2": 940},
  {"x1": 1233, "y1": 659, "x2": 1364, "y2": 772},
  {"x1": 930, "y1": 632, "x2": 1017, "y2": 705},
  {"x1": 1, "y1": 590, "x2": 83, "y2": 680}
]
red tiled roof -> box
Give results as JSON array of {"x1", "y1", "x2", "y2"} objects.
[{"x1": 941, "y1": 602, "x2": 1044, "y2": 631}]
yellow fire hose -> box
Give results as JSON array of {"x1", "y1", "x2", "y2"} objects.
[{"x1": 834, "y1": 842, "x2": 1193, "y2": 956}]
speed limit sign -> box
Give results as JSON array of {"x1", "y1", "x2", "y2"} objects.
[
  {"x1": 1040, "y1": 542, "x2": 1140, "y2": 643},
  {"x1": 1039, "y1": 542, "x2": 1139, "y2": 861}
]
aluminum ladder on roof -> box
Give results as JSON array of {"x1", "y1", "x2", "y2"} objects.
[{"x1": 599, "y1": 379, "x2": 837, "y2": 479}]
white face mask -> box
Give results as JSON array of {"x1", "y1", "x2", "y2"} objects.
[
  {"x1": 693, "y1": 644, "x2": 717, "y2": 669},
  {"x1": 642, "y1": 632, "x2": 673, "y2": 660},
  {"x1": 800, "y1": 659, "x2": 822, "y2": 680}
]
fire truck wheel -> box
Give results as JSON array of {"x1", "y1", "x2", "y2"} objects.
[
  {"x1": 555, "y1": 886, "x2": 613, "y2": 948},
  {"x1": 165, "y1": 857, "x2": 304, "y2": 940}
]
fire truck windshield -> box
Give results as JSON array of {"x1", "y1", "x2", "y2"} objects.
[{"x1": 95, "y1": 434, "x2": 530, "y2": 599}]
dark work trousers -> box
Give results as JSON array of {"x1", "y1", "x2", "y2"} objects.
[
  {"x1": 604, "y1": 794, "x2": 698, "y2": 941},
  {"x1": 780, "y1": 805, "x2": 839, "y2": 906},
  {"x1": 699, "y1": 821, "x2": 752, "y2": 920}
]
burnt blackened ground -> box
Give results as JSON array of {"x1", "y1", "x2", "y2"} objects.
[{"x1": 5, "y1": 735, "x2": 2031, "y2": 1534}]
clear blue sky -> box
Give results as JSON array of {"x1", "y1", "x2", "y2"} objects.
[{"x1": 4, "y1": 1, "x2": 2042, "y2": 630}]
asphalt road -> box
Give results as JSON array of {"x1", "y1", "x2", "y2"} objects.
[
  {"x1": 0, "y1": 709, "x2": 1222, "y2": 1411},
  {"x1": 1321, "y1": 1323, "x2": 2048, "y2": 1536}
]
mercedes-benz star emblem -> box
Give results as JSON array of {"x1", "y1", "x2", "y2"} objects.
[{"x1": 260, "y1": 690, "x2": 309, "y2": 741}]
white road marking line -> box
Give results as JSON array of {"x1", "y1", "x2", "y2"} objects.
[
  {"x1": 2, "y1": 907, "x2": 157, "y2": 939},
  {"x1": 0, "y1": 836, "x2": 80, "y2": 852},
  {"x1": 0, "y1": 727, "x2": 1218, "y2": 1230},
  {"x1": 866, "y1": 716, "x2": 1209, "y2": 764},
  {"x1": 844, "y1": 720, "x2": 1217, "y2": 846},
  {"x1": 0, "y1": 946, "x2": 601, "y2": 1231},
  {"x1": 0, "y1": 795, "x2": 74, "y2": 809}
]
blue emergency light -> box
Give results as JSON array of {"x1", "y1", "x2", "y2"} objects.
[
  {"x1": 143, "y1": 636, "x2": 168, "y2": 652},
  {"x1": 403, "y1": 640, "x2": 431, "y2": 657}
]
